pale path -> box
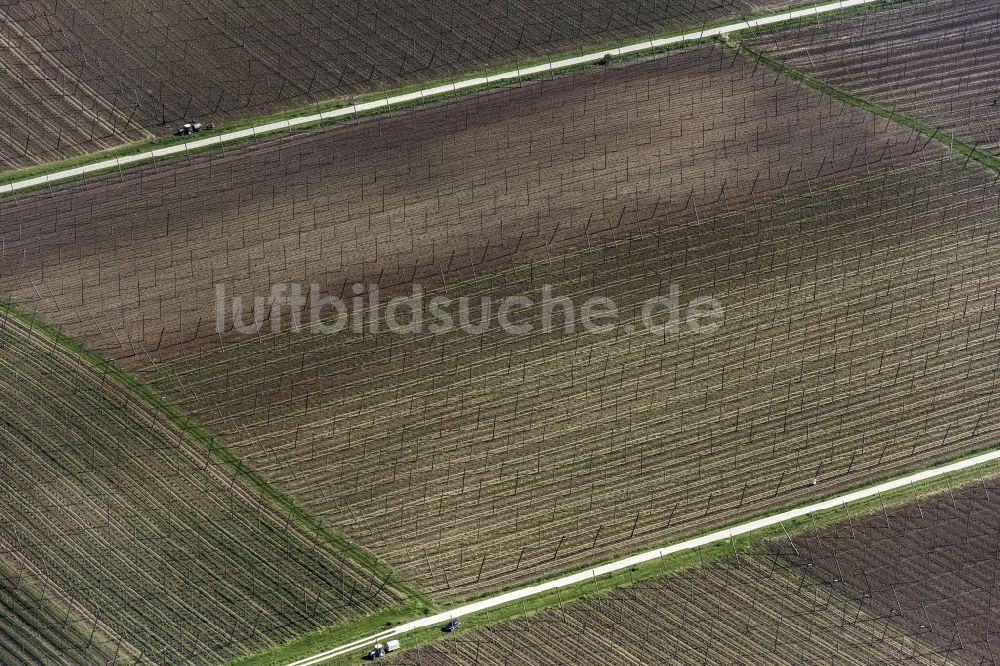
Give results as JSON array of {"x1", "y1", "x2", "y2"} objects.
[
  {"x1": 287, "y1": 447, "x2": 1000, "y2": 665},
  {"x1": 0, "y1": 0, "x2": 881, "y2": 196}
]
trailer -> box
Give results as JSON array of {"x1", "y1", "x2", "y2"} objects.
[
  {"x1": 366, "y1": 640, "x2": 400, "y2": 660},
  {"x1": 174, "y1": 121, "x2": 215, "y2": 136}
]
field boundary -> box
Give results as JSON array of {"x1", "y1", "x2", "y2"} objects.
[
  {"x1": 0, "y1": 300, "x2": 428, "y2": 607},
  {"x1": 0, "y1": 0, "x2": 886, "y2": 197},
  {"x1": 270, "y1": 444, "x2": 1000, "y2": 666},
  {"x1": 727, "y1": 38, "x2": 1000, "y2": 175}
]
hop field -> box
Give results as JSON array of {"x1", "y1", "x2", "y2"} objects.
[
  {"x1": 774, "y1": 476, "x2": 1000, "y2": 662},
  {"x1": 387, "y1": 473, "x2": 1000, "y2": 664},
  {"x1": 0, "y1": 312, "x2": 401, "y2": 664},
  {"x1": 146, "y1": 150, "x2": 1000, "y2": 601},
  {"x1": 3, "y1": 8, "x2": 1000, "y2": 663},
  {"x1": 0, "y1": 0, "x2": 798, "y2": 169},
  {"x1": 4, "y1": 41, "x2": 1000, "y2": 603},
  {"x1": 744, "y1": 0, "x2": 1000, "y2": 153},
  {"x1": 0, "y1": 43, "x2": 930, "y2": 364},
  {"x1": 384, "y1": 557, "x2": 928, "y2": 665}
]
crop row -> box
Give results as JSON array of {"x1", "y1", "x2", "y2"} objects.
[
  {"x1": 387, "y1": 553, "x2": 927, "y2": 665},
  {"x1": 0, "y1": 43, "x2": 929, "y2": 365},
  {"x1": 146, "y1": 150, "x2": 1000, "y2": 599},
  {"x1": 389, "y1": 473, "x2": 1000, "y2": 664},
  {"x1": 0, "y1": 0, "x2": 795, "y2": 167},
  {"x1": 771, "y1": 473, "x2": 1000, "y2": 662},
  {"x1": 0, "y1": 313, "x2": 398, "y2": 663},
  {"x1": 745, "y1": 0, "x2": 1000, "y2": 153}
]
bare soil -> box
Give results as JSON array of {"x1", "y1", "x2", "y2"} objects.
[
  {"x1": 773, "y1": 474, "x2": 1000, "y2": 664},
  {"x1": 0, "y1": 44, "x2": 927, "y2": 364}
]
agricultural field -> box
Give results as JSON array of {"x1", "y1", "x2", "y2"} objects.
[
  {"x1": 0, "y1": 42, "x2": 931, "y2": 363},
  {"x1": 383, "y1": 560, "x2": 925, "y2": 665},
  {"x1": 0, "y1": 311, "x2": 402, "y2": 664},
  {"x1": 775, "y1": 474, "x2": 1000, "y2": 663},
  {"x1": 386, "y1": 474, "x2": 1000, "y2": 665},
  {"x1": 0, "y1": 0, "x2": 798, "y2": 169},
  {"x1": 744, "y1": 0, "x2": 1000, "y2": 152},
  {"x1": 0, "y1": 2, "x2": 999, "y2": 665},
  {"x1": 0, "y1": 15, "x2": 153, "y2": 169},
  {"x1": 3, "y1": 41, "x2": 999, "y2": 603},
  {"x1": 145, "y1": 150, "x2": 1000, "y2": 602}
]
